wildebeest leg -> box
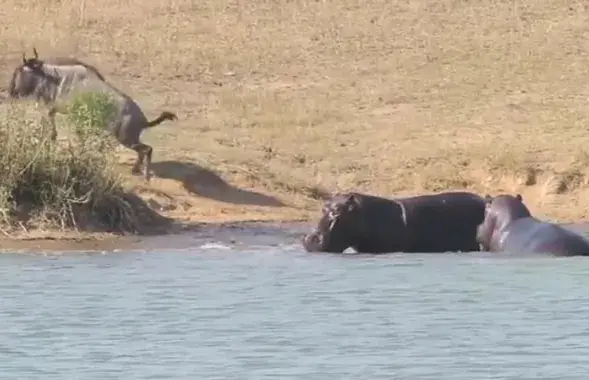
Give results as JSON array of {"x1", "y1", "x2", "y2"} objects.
[
  {"x1": 130, "y1": 151, "x2": 143, "y2": 175},
  {"x1": 129, "y1": 143, "x2": 153, "y2": 181},
  {"x1": 143, "y1": 144, "x2": 153, "y2": 181},
  {"x1": 47, "y1": 106, "x2": 57, "y2": 141}
]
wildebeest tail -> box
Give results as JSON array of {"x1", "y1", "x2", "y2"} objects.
[{"x1": 146, "y1": 111, "x2": 178, "y2": 128}]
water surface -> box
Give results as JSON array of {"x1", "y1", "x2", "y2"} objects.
[{"x1": 1, "y1": 226, "x2": 589, "y2": 379}]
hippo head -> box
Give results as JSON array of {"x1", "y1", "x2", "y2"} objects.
[
  {"x1": 302, "y1": 193, "x2": 364, "y2": 253},
  {"x1": 476, "y1": 193, "x2": 527, "y2": 250}
]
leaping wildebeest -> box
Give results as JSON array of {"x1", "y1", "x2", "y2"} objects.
[{"x1": 7, "y1": 48, "x2": 178, "y2": 181}]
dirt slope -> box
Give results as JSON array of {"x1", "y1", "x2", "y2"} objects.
[{"x1": 1, "y1": 0, "x2": 589, "y2": 227}]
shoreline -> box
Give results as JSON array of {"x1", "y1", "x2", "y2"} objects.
[
  {"x1": 2, "y1": 216, "x2": 589, "y2": 254},
  {"x1": 4, "y1": 177, "x2": 589, "y2": 254},
  {"x1": 0, "y1": 218, "x2": 314, "y2": 253}
]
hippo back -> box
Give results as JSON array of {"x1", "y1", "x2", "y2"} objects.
[
  {"x1": 349, "y1": 193, "x2": 410, "y2": 253},
  {"x1": 399, "y1": 192, "x2": 486, "y2": 253},
  {"x1": 501, "y1": 217, "x2": 589, "y2": 256}
]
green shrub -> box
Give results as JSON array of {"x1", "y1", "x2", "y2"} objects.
[
  {"x1": 0, "y1": 94, "x2": 152, "y2": 234},
  {"x1": 66, "y1": 90, "x2": 119, "y2": 153}
]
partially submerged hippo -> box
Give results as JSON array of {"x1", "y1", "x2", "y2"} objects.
[
  {"x1": 302, "y1": 191, "x2": 486, "y2": 254},
  {"x1": 476, "y1": 194, "x2": 589, "y2": 256}
]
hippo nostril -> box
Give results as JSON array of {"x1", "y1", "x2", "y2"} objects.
[
  {"x1": 316, "y1": 234, "x2": 323, "y2": 245},
  {"x1": 302, "y1": 231, "x2": 324, "y2": 250},
  {"x1": 308, "y1": 233, "x2": 320, "y2": 243}
]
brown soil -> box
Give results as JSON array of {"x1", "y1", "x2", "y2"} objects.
[{"x1": 1, "y1": 0, "x2": 589, "y2": 250}]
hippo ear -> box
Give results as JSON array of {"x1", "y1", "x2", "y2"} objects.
[
  {"x1": 344, "y1": 193, "x2": 361, "y2": 211},
  {"x1": 484, "y1": 194, "x2": 493, "y2": 204},
  {"x1": 329, "y1": 192, "x2": 341, "y2": 200},
  {"x1": 516, "y1": 194, "x2": 523, "y2": 202}
]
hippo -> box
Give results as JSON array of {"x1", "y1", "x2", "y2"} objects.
[
  {"x1": 302, "y1": 191, "x2": 486, "y2": 254},
  {"x1": 476, "y1": 194, "x2": 589, "y2": 256}
]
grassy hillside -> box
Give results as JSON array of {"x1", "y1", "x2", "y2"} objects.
[{"x1": 2, "y1": 0, "x2": 589, "y2": 223}]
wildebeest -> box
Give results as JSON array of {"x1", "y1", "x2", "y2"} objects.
[
  {"x1": 7, "y1": 48, "x2": 178, "y2": 181},
  {"x1": 476, "y1": 194, "x2": 589, "y2": 256},
  {"x1": 302, "y1": 191, "x2": 486, "y2": 254}
]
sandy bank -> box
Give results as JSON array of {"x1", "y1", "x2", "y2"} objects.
[
  {"x1": 0, "y1": 219, "x2": 313, "y2": 253},
  {"x1": 4, "y1": 172, "x2": 589, "y2": 253},
  {"x1": 4, "y1": 0, "x2": 589, "y2": 252}
]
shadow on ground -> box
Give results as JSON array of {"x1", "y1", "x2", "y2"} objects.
[{"x1": 150, "y1": 160, "x2": 286, "y2": 207}]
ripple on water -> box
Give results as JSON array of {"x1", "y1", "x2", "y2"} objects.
[{"x1": 0, "y1": 245, "x2": 588, "y2": 379}]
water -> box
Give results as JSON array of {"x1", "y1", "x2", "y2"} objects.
[{"x1": 1, "y1": 230, "x2": 589, "y2": 379}]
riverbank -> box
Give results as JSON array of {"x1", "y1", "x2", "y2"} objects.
[
  {"x1": 0, "y1": 170, "x2": 317, "y2": 252},
  {"x1": 3, "y1": 0, "x2": 589, "y2": 252},
  {"x1": 3, "y1": 169, "x2": 589, "y2": 253},
  {"x1": 0, "y1": 219, "x2": 312, "y2": 253}
]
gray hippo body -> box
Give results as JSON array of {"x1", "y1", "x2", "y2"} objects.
[{"x1": 476, "y1": 194, "x2": 589, "y2": 256}]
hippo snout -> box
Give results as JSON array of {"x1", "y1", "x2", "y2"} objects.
[{"x1": 302, "y1": 230, "x2": 323, "y2": 252}]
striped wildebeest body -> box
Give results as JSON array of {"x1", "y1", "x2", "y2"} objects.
[{"x1": 7, "y1": 48, "x2": 178, "y2": 181}]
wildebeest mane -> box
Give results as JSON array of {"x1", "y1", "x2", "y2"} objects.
[{"x1": 42, "y1": 57, "x2": 106, "y2": 81}]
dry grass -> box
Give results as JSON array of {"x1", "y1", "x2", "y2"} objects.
[{"x1": 2, "y1": 0, "x2": 589, "y2": 224}]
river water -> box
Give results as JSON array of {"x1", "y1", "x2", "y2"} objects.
[{"x1": 1, "y1": 223, "x2": 589, "y2": 379}]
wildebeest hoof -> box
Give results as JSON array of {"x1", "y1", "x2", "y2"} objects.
[{"x1": 144, "y1": 169, "x2": 153, "y2": 182}]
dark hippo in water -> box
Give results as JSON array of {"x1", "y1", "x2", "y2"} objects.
[
  {"x1": 476, "y1": 194, "x2": 589, "y2": 256},
  {"x1": 302, "y1": 191, "x2": 486, "y2": 254}
]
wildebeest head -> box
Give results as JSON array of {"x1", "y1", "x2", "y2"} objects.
[
  {"x1": 476, "y1": 193, "x2": 528, "y2": 250},
  {"x1": 8, "y1": 48, "x2": 57, "y2": 99},
  {"x1": 302, "y1": 192, "x2": 365, "y2": 253}
]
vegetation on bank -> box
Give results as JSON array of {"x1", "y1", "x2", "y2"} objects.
[{"x1": 0, "y1": 92, "x2": 165, "y2": 235}]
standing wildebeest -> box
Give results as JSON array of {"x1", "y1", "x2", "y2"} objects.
[
  {"x1": 7, "y1": 48, "x2": 178, "y2": 181},
  {"x1": 302, "y1": 191, "x2": 486, "y2": 254},
  {"x1": 476, "y1": 194, "x2": 589, "y2": 256}
]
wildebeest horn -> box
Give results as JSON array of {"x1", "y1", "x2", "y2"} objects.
[{"x1": 33, "y1": 47, "x2": 39, "y2": 59}]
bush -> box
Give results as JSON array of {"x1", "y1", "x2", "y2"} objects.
[
  {"x1": 66, "y1": 90, "x2": 119, "y2": 152},
  {"x1": 0, "y1": 92, "x2": 157, "y2": 234}
]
